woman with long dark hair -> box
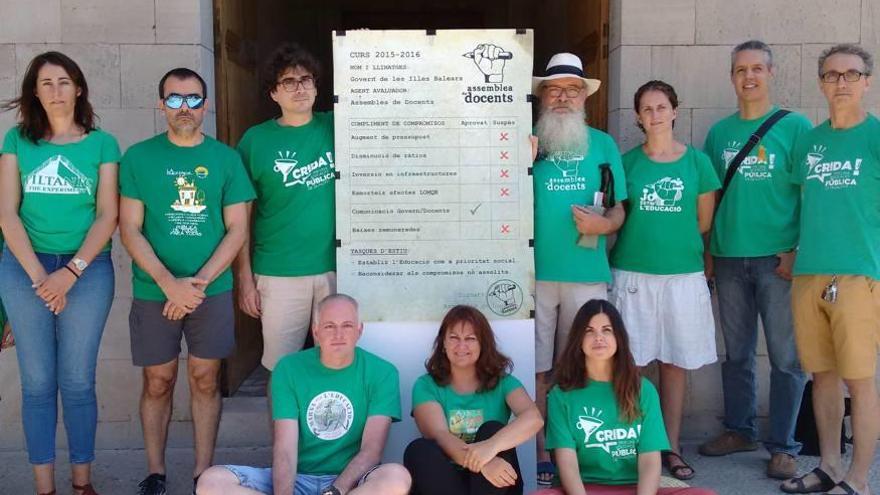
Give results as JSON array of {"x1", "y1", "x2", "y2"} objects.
[
  {"x1": 609, "y1": 80, "x2": 720, "y2": 481},
  {"x1": 534, "y1": 299, "x2": 717, "y2": 495},
  {"x1": 0, "y1": 51, "x2": 120, "y2": 495},
  {"x1": 404, "y1": 305, "x2": 543, "y2": 495}
]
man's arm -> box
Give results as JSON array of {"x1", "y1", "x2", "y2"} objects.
[
  {"x1": 572, "y1": 202, "x2": 625, "y2": 236},
  {"x1": 119, "y1": 196, "x2": 207, "y2": 311},
  {"x1": 195, "y1": 201, "x2": 250, "y2": 285},
  {"x1": 232, "y1": 201, "x2": 261, "y2": 318},
  {"x1": 272, "y1": 419, "x2": 299, "y2": 495},
  {"x1": 332, "y1": 416, "x2": 392, "y2": 493}
]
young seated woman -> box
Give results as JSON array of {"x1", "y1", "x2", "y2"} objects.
[
  {"x1": 404, "y1": 305, "x2": 543, "y2": 495},
  {"x1": 534, "y1": 299, "x2": 717, "y2": 495}
]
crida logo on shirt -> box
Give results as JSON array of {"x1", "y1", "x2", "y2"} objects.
[
  {"x1": 576, "y1": 406, "x2": 641, "y2": 458},
  {"x1": 721, "y1": 141, "x2": 775, "y2": 181},
  {"x1": 273, "y1": 149, "x2": 335, "y2": 190},
  {"x1": 805, "y1": 144, "x2": 862, "y2": 189}
]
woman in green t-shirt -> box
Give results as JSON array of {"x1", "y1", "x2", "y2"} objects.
[
  {"x1": 609, "y1": 81, "x2": 720, "y2": 481},
  {"x1": 0, "y1": 52, "x2": 120, "y2": 495},
  {"x1": 404, "y1": 305, "x2": 543, "y2": 495},
  {"x1": 536, "y1": 299, "x2": 716, "y2": 495}
]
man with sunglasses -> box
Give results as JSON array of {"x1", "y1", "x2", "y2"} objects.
[
  {"x1": 782, "y1": 44, "x2": 879, "y2": 495},
  {"x1": 234, "y1": 43, "x2": 337, "y2": 377},
  {"x1": 119, "y1": 67, "x2": 256, "y2": 495},
  {"x1": 530, "y1": 52, "x2": 627, "y2": 485}
]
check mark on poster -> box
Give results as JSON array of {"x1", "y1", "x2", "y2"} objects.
[{"x1": 470, "y1": 202, "x2": 483, "y2": 215}]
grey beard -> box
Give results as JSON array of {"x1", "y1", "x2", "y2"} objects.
[{"x1": 535, "y1": 108, "x2": 588, "y2": 157}]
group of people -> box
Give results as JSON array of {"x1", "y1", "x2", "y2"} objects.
[{"x1": 0, "y1": 33, "x2": 874, "y2": 495}]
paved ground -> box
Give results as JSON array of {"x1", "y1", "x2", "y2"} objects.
[{"x1": 0, "y1": 443, "x2": 877, "y2": 495}]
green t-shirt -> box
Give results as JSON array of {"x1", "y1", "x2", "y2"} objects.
[
  {"x1": 704, "y1": 108, "x2": 813, "y2": 257},
  {"x1": 791, "y1": 114, "x2": 880, "y2": 279},
  {"x1": 237, "y1": 113, "x2": 336, "y2": 276},
  {"x1": 119, "y1": 133, "x2": 256, "y2": 301},
  {"x1": 546, "y1": 378, "x2": 669, "y2": 486},
  {"x1": 411, "y1": 373, "x2": 523, "y2": 443},
  {"x1": 271, "y1": 346, "x2": 401, "y2": 476},
  {"x1": 610, "y1": 145, "x2": 720, "y2": 274},
  {"x1": 533, "y1": 128, "x2": 627, "y2": 283},
  {"x1": 2, "y1": 127, "x2": 121, "y2": 254}
]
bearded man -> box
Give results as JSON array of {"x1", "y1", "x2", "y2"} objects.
[{"x1": 530, "y1": 52, "x2": 627, "y2": 486}]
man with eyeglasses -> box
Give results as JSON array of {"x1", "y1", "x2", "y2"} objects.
[
  {"x1": 234, "y1": 43, "x2": 337, "y2": 377},
  {"x1": 119, "y1": 67, "x2": 256, "y2": 495},
  {"x1": 781, "y1": 43, "x2": 879, "y2": 495},
  {"x1": 698, "y1": 40, "x2": 811, "y2": 481},
  {"x1": 530, "y1": 52, "x2": 626, "y2": 485}
]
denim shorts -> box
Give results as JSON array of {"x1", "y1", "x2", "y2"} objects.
[{"x1": 223, "y1": 464, "x2": 378, "y2": 495}]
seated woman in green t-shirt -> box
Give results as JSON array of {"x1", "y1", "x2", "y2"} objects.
[
  {"x1": 535, "y1": 299, "x2": 717, "y2": 495},
  {"x1": 404, "y1": 305, "x2": 543, "y2": 495}
]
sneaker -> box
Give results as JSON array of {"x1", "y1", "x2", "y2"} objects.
[
  {"x1": 137, "y1": 473, "x2": 167, "y2": 495},
  {"x1": 698, "y1": 431, "x2": 759, "y2": 456},
  {"x1": 767, "y1": 452, "x2": 797, "y2": 480}
]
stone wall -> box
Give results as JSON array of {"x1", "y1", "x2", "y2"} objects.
[
  {"x1": 608, "y1": 0, "x2": 880, "y2": 437},
  {"x1": 0, "y1": 0, "x2": 216, "y2": 450}
]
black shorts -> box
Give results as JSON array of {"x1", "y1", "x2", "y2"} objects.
[{"x1": 129, "y1": 291, "x2": 235, "y2": 366}]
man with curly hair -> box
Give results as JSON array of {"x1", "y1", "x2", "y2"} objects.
[{"x1": 234, "y1": 43, "x2": 337, "y2": 375}]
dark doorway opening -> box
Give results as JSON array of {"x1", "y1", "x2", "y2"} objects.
[{"x1": 213, "y1": 0, "x2": 610, "y2": 395}]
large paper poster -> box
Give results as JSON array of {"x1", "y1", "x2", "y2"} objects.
[{"x1": 333, "y1": 29, "x2": 535, "y2": 321}]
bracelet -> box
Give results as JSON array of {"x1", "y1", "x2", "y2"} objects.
[{"x1": 64, "y1": 265, "x2": 81, "y2": 279}]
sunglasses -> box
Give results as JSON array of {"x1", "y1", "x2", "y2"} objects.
[{"x1": 164, "y1": 93, "x2": 205, "y2": 109}]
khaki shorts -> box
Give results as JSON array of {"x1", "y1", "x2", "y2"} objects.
[
  {"x1": 792, "y1": 274, "x2": 880, "y2": 379},
  {"x1": 535, "y1": 280, "x2": 607, "y2": 373},
  {"x1": 256, "y1": 271, "x2": 336, "y2": 370}
]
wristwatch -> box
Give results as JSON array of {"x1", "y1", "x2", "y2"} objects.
[
  {"x1": 320, "y1": 486, "x2": 341, "y2": 495},
  {"x1": 71, "y1": 257, "x2": 88, "y2": 272}
]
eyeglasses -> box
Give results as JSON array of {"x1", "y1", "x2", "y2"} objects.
[
  {"x1": 164, "y1": 93, "x2": 205, "y2": 109},
  {"x1": 543, "y1": 86, "x2": 584, "y2": 98},
  {"x1": 820, "y1": 70, "x2": 869, "y2": 84},
  {"x1": 277, "y1": 76, "x2": 315, "y2": 92}
]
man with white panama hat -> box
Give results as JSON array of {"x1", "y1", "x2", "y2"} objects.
[{"x1": 530, "y1": 52, "x2": 627, "y2": 484}]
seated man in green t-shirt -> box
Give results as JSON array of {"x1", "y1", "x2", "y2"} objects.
[{"x1": 196, "y1": 294, "x2": 411, "y2": 495}]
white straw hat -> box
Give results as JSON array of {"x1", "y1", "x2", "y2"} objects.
[{"x1": 532, "y1": 52, "x2": 601, "y2": 97}]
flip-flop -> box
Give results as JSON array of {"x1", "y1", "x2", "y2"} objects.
[
  {"x1": 822, "y1": 480, "x2": 861, "y2": 495},
  {"x1": 661, "y1": 450, "x2": 695, "y2": 481},
  {"x1": 537, "y1": 460, "x2": 556, "y2": 486},
  {"x1": 780, "y1": 467, "x2": 836, "y2": 493}
]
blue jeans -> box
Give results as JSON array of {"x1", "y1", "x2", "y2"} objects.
[
  {"x1": 714, "y1": 256, "x2": 807, "y2": 455},
  {"x1": 0, "y1": 248, "x2": 114, "y2": 464},
  {"x1": 223, "y1": 465, "x2": 377, "y2": 495}
]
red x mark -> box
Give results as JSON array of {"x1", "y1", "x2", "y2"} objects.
[
  {"x1": 499, "y1": 132, "x2": 509, "y2": 141},
  {"x1": 500, "y1": 224, "x2": 510, "y2": 234},
  {"x1": 500, "y1": 151, "x2": 509, "y2": 160},
  {"x1": 499, "y1": 169, "x2": 510, "y2": 178},
  {"x1": 500, "y1": 188, "x2": 510, "y2": 197}
]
